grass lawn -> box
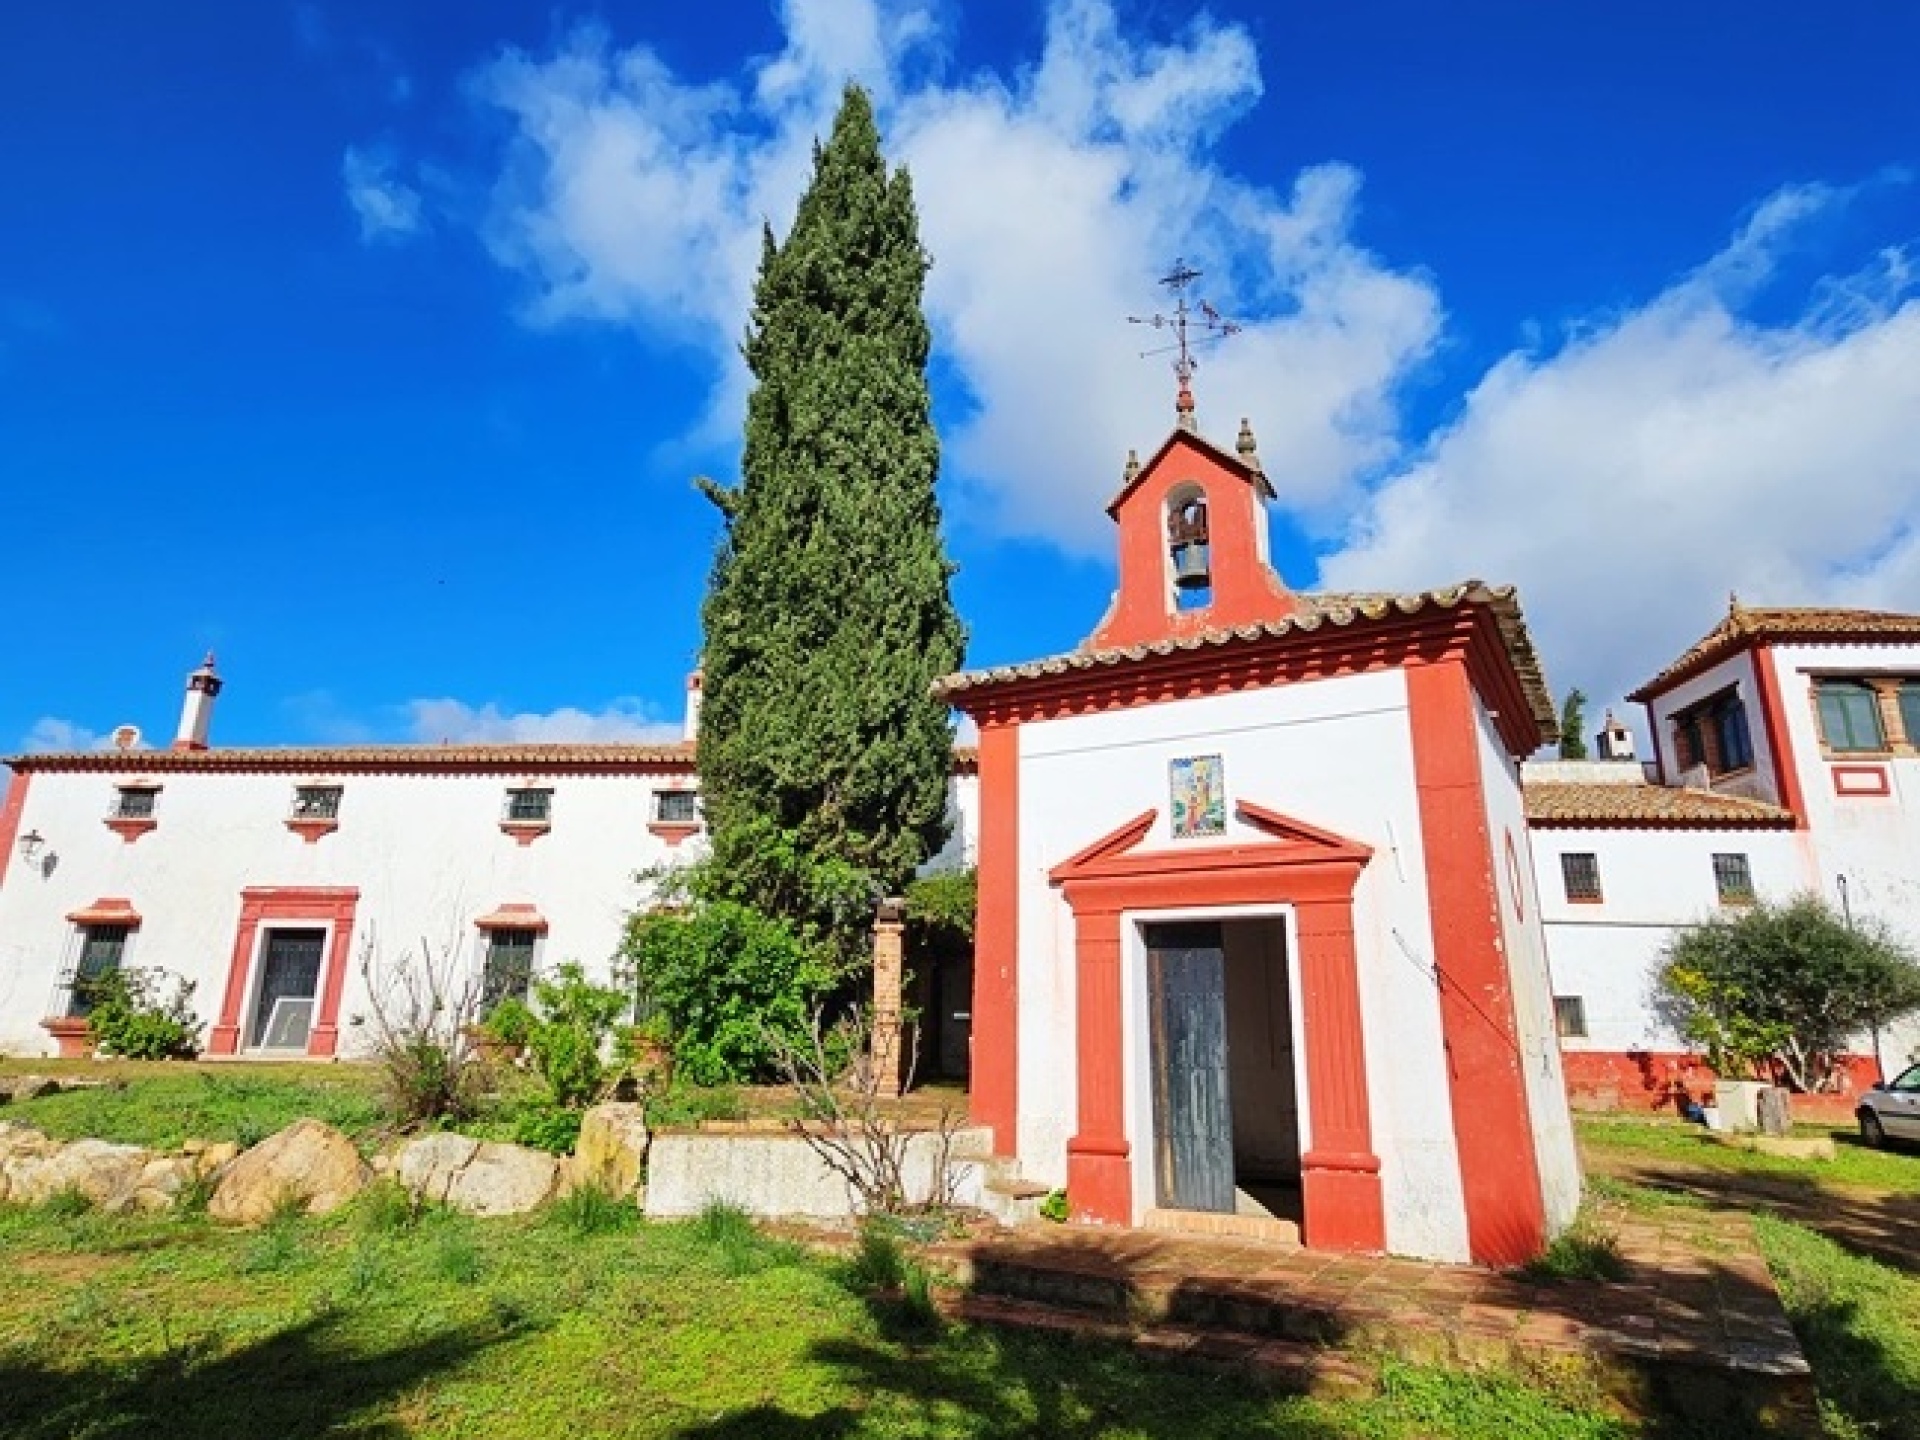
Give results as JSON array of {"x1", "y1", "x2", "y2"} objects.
[
  {"x1": 0, "y1": 1195, "x2": 1637, "y2": 1440},
  {"x1": 1578, "y1": 1115, "x2": 1920, "y2": 1440}
]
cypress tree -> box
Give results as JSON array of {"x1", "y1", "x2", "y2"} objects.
[{"x1": 696, "y1": 85, "x2": 965, "y2": 935}]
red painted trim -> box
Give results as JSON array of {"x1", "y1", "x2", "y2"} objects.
[
  {"x1": 474, "y1": 904, "x2": 549, "y2": 934},
  {"x1": 1089, "y1": 432, "x2": 1300, "y2": 651},
  {"x1": 104, "y1": 817, "x2": 158, "y2": 843},
  {"x1": 1831, "y1": 764, "x2": 1891, "y2": 797},
  {"x1": 285, "y1": 818, "x2": 338, "y2": 844},
  {"x1": 1049, "y1": 802, "x2": 1385, "y2": 1254},
  {"x1": 208, "y1": 887, "x2": 360, "y2": 1057},
  {"x1": 66, "y1": 897, "x2": 142, "y2": 926},
  {"x1": 1748, "y1": 644, "x2": 1809, "y2": 828},
  {"x1": 1406, "y1": 659, "x2": 1548, "y2": 1267},
  {"x1": 646, "y1": 821, "x2": 701, "y2": 846},
  {"x1": 970, "y1": 720, "x2": 1020, "y2": 1156},
  {"x1": 499, "y1": 820, "x2": 551, "y2": 846},
  {"x1": 0, "y1": 769, "x2": 31, "y2": 892}
]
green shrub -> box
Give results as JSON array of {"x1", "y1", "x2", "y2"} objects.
[
  {"x1": 642, "y1": 1082, "x2": 746, "y2": 1130},
  {"x1": 1039, "y1": 1189, "x2": 1069, "y2": 1223},
  {"x1": 355, "y1": 1179, "x2": 420, "y2": 1234},
  {"x1": 511, "y1": 1102, "x2": 582, "y2": 1155},
  {"x1": 625, "y1": 901, "x2": 834, "y2": 1085},
  {"x1": 83, "y1": 967, "x2": 202, "y2": 1059},
  {"x1": 844, "y1": 1223, "x2": 907, "y2": 1292},
  {"x1": 505, "y1": 964, "x2": 631, "y2": 1110},
  {"x1": 1519, "y1": 1226, "x2": 1628, "y2": 1283}
]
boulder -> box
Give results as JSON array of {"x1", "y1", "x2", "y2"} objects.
[
  {"x1": 392, "y1": 1132, "x2": 482, "y2": 1206},
  {"x1": 567, "y1": 1103, "x2": 650, "y2": 1198},
  {"x1": 208, "y1": 1119, "x2": 369, "y2": 1223},
  {"x1": 0, "y1": 1124, "x2": 61, "y2": 1204},
  {"x1": 443, "y1": 1141, "x2": 559, "y2": 1216},
  {"x1": 191, "y1": 1141, "x2": 241, "y2": 1178},
  {"x1": 13, "y1": 1139, "x2": 151, "y2": 1212},
  {"x1": 132, "y1": 1156, "x2": 197, "y2": 1211},
  {"x1": 0, "y1": 1075, "x2": 61, "y2": 1103}
]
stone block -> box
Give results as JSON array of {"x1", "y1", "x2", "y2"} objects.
[{"x1": 209, "y1": 1119, "x2": 369, "y2": 1223}]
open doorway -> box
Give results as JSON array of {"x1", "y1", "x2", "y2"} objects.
[{"x1": 1144, "y1": 917, "x2": 1301, "y2": 1225}]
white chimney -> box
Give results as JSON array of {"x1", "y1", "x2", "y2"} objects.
[
  {"x1": 684, "y1": 670, "x2": 703, "y2": 742},
  {"x1": 172, "y1": 653, "x2": 223, "y2": 751}
]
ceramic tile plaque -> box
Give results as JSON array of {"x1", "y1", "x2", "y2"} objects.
[{"x1": 1169, "y1": 754, "x2": 1226, "y2": 838}]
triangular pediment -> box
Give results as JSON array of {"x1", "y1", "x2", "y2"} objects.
[
  {"x1": 1105, "y1": 426, "x2": 1276, "y2": 520},
  {"x1": 1049, "y1": 800, "x2": 1372, "y2": 885}
]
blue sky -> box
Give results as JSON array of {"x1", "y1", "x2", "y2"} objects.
[{"x1": 4, "y1": 1, "x2": 1917, "y2": 754}]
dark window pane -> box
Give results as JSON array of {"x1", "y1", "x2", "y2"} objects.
[
  {"x1": 1561, "y1": 852, "x2": 1603, "y2": 902},
  {"x1": 114, "y1": 788, "x2": 156, "y2": 819},
  {"x1": 1817, "y1": 682, "x2": 1885, "y2": 752},
  {"x1": 655, "y1": 791, "x2": 698, "y2": 824},
  {"x1": 1899, "y1": 683, "x2": 1920, "y2": 749},
  {"x1": 481, "y1": 929, "x2": 538, "y2": 1012},
  {"x1": 1713, "y1": 700, "x2": 1753, "y2": 772},
  {"x1": 1553, "y1": 996, "x2": 1588, "y2": 1039},
  {"x1": 1713, "y1": 853, "x2": 1754, "y2": 904},
  {"x1": 506, "y1": 789, "x2": 551, "y2": 822},
  {"x1": 292, "y1": 786, "x2": 342, "y2": 819},
  {"x1": 69, "y1": 924, "x2": 131, "y2": 1017}
]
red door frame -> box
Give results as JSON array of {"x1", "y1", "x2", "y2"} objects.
[
  {"x1": 208, "y1": 887, "x2": 360, "y2": 1057},
  {"x1": 1048, "y1": 802, "x2": 1386, "y2": 1253}
]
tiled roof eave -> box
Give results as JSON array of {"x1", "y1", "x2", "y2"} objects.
[{"x1": 1525, "y1": 813, "x2": 1797, "y2": 831}]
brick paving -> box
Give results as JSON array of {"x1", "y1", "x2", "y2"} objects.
[{"x1": 926, "y1": 1200, "x2": 1815, "y2": 1432}]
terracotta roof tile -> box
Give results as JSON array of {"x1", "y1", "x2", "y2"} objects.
[
  {"x1": 936, "y1": 581, "x2": 1559, "y2": 741},
  {"x1": 1524, "y1": 780, "x2": 1795, "y2": 829},
  {"x1": 1629, "y1": 604, "x2": 1920, "y2": 701}
]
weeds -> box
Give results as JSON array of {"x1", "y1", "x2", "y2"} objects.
[
  {"x1": 433, "y1": 1225, "x2": 484, "y2": 1284},
  {"x1": 688, "y1": 1200, "x2": 798, "y2": 1276},
  {"x1": 240, "y1": 1214, "x2": 304, "y2": 1275},
  {"x1": 39, "y1": 1186, "x2": 95, "y2": 1219},
  {"x1": 547, "y1": 1183, "x2": 635, "y2": 1236},
  {"x1": 355, "y1": 1178, "x2": 422, "y2": 1234},
  {"x1": 643, "y1": 1083, "x2": 746, "y2": 1130},
  {"x1": 845, "y1": 1223, "x2": 907, "y2": 1292},
  {"x1": 1520, "y1": 1226, "x2": 1629, "y2": 1284}
]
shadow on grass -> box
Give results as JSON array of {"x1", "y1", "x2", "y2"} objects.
[{"x1": 0, "y1": 1313, "x2": 512, "y2": 1440}]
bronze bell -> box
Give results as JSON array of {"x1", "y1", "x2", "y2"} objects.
[{"x1": 1173, "y1": 542, "x2": 1212, "y2": 590}]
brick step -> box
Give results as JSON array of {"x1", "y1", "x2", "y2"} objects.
[{"x1": 937, "y1": 1292, "x2": 1373, "y2": 1399}]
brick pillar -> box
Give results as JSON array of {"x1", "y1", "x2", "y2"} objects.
[{"x1": 871, "y1": 897, "x2": 908, "y2": 1098}]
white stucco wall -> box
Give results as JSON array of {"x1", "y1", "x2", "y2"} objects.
[
  {"x1": 1644, "y1": 650, "x2": 1778, "y2": 803},
  {"x1": 1531, "y1": 826, "x2": 1810, "y2": 1052},
  {"x1": 1472, "y1": 697, "x2": 1581, "y2": 1234},
  {"x1": 1012, "y1": 668, "x2": 1475, "y2": 1262}
]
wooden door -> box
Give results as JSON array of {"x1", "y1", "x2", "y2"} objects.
[{"x1": 1146, "y1": 921, "x2": 1235, "y2": 1212}]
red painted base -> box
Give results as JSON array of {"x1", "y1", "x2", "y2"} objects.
[
  {"x1": 39, "y1": 1017, "x2": 94, "y2": 1058},
  {"x1": 1301, "y1": 1154, "x2": 1386, "y2": 1253},
  {"x1": 1066, "y1": 1140, "x2": 1133, "y2": 1225}
]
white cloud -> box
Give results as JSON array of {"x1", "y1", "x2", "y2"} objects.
[
  {"x1": 467, "y1": 0, "x2": 1439, "y2": 547},
  {"x1": 342, "y1": 146, "x2": 424, "y2": 242},
  {"x1": 405, "y1": 697, "x2": 684, "y2": 744},
  {"x1": 1321, "y1": 184, "x2": 1920, "y2": 725},
  {"x1": 20, "y1": 717, "x2": 109, "y2": 753}
]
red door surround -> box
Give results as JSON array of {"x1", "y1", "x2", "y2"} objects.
[
  {"x1": 208, "y1": 887, "x2": 360, "y2": 1058},
  {"x1": 1047, "y1": 802, "x2": 1386, "y2": 1254}
]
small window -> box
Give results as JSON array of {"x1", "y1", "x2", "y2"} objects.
[
  {"x1": 1713, "y1": 853, "x2": 1755, "y2": 905},
  {"x1": 291, "y1": 785, "x2": 343, "y2": 820},
  {"x1": 1899, "y1": 681, "x2": 1920, "y2": 749},
  {"x1": 504, "y1": 788, "x2": 552, "y2": 824},
  {"x1": 66, "y1": 924, "x2": 131, "y2": 1018},
  {"x1": 1560, "y1": 852, "x2": 1603, "y2": 903},
  {"x1": 112, "y1": 786, "x2": 157, "y2": 820},
  {"x1": 480, "y1": 929, "x2": 538, "y2": 1013},
  {"x1": 1553, "y1": 996, "x2": 1588, "y2": 1040},
  {"x1": 1816, "y1": 680, "x2": 1886, "y2": 753},
  {"x1": 654, "y1": 790, "x2": 699, "y2": 825},
  {"x1": 1671, "y1": 689, "x2": 1752, "y2": 776}
]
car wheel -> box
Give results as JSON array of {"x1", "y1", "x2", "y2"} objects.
[{"x1": 1860, "y1": 1109, "x2": 1888, "y2": 1149}]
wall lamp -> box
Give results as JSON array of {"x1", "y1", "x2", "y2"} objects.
[{"x1": 17, "y1": 829, "x2": 51, "y2": 871}]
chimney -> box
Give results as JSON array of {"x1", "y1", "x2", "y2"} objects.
[
  {"x1": 172, "y1": 653, "x2": 223, "y2": 751},
  {"x1": 684, "y1": 670, "x2": 703, "y2": 743}
]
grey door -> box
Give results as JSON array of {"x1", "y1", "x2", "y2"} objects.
[
  {"x1": 1146, "y1": 921, "x2": 1235, "y2": 1212},
  {"x1": 937, "y1": 953, "x2": 973, "y2": 1081},
  {"x1": 251, "y1": 928, "x2": 326, "y2": 1049}
]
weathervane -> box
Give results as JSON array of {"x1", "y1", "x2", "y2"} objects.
[{"x1": 1128, "y1": 259, "x2": 1240, "y2": 430}]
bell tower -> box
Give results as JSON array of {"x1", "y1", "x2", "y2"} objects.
[{"x1": 1089, "y1": 265, "x2": 1300, "y2": 649}]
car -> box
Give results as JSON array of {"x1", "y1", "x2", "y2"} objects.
[{"x1": 1856, "y1": 1061, "x2": 1920, "y2": 1148}]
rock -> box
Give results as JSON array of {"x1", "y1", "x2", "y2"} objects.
[
  {"x1": 568, "y1": 1103, "x2": 650, "y2": 1198},
  {"x1": 15, "y1": 1139, "x2": 152, "y2": 1212},
  {"x1": 392, "y1": 1133, "x2": 482, "y2": 1206},
  {"x1": 208, "y1": 1119, "x2": 369, "y2": 1223},
  {"x1": 192, "y1": 1142, "x2": 241, "y2": 1178},
  {"x1": 0, "y1": 1075, "x2": 61, "y2": 1103},
  {"x1": 443, "y1": 1141, "x2": 559, "y2": 1217},
  {"x1": 132, "y1": 1156, "x2": 196, "y2": 1211}
]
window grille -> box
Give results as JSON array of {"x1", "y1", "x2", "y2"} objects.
[
  {"x1": 291, "y1": 785, "x2": 343, "y2": 820},
  {"x1": 1713, "y1": 852, "x2": 1755, "y2": 905},
  {"x1": 654, "y1": 790, "x2": 698, "y2": 824},
  {"x1": 63, "y1": 924, "x2": 131, "y2": 1018},
  {"x1": 1560, "y1": 852, "x2": 1603, "y2": 903},
  {"x1": 505, "y1": 788, "x2": 552, "y2": 823},
  {"x1": 481, "y1": 929, "x2": 538, "y2": 1013},
  {"x1": 113, "y1": 787, "x2": 157, "y2": 820}
]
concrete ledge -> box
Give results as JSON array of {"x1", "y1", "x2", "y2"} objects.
[{"x1": 643, "y1": 1127, "x2": 993, "y2": 1220}]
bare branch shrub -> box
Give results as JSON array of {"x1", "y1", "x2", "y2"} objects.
[
  {"x1": 767, "y1": 1007, "x2": 962, "y2": 1218},
  {"x1": 357, "y1": 931, "x2": 488, "y2": 1128}
]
